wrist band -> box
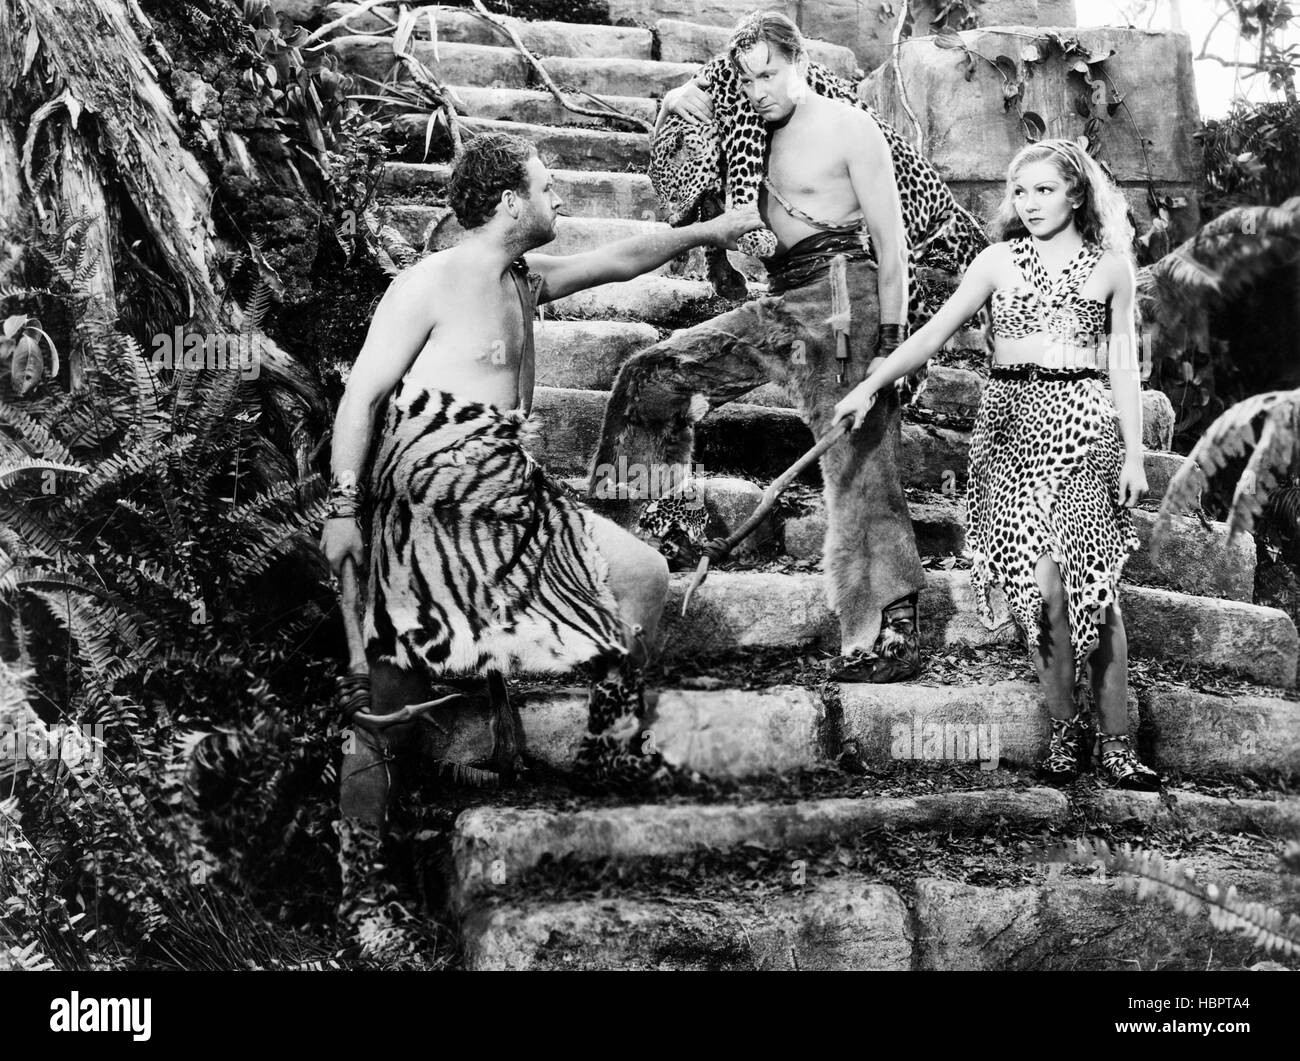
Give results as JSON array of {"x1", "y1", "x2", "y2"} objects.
[
  {"x1": 879, "y1": 324, "x2": 905, "y2": 349},
  {"x1": 327, "y1": 474, "x2": 362, "y2": 519}
]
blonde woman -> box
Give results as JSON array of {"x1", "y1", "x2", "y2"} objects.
[{"x1": 833, "y1": 139, "x2": 1160, "y2": 789}]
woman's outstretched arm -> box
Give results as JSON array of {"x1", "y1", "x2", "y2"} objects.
[{"x1": 832, "y1": 244, "x2": 1001, "y2": 430}]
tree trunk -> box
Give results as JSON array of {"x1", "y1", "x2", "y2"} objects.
[{"x1": 2, "y1": 0, "x2": 323, "y2": 432}]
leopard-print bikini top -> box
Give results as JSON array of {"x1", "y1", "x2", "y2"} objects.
[{"x1": 989, "y1": 238, "x2": 1109, "y2": 343}]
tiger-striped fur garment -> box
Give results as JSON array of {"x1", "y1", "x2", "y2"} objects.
[{"x1": 362, "y1": 384, "x2": 628, "y2": 677}]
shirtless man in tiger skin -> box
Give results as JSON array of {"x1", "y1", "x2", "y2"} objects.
[{"x1": 318, "y1": 131, "x2": 760, "y2": 956}]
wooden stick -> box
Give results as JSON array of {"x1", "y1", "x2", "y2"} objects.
[
  {"x1": 681, "y1": 418, "x2": 852, "y2": 616},
  {"x1": 339, "y1": 555, "x2": 368, "y2": 675}
]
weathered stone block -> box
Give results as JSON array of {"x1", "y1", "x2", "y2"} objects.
[
  {"x1": 1092, "y1": 789, "x2": 1300, "y2": 837},
  {"x1": 535, "y1": 320, "x2": 659, "y2": 389},
  {"x1": 453, "y1": 788, "x2": 1067, "y2": 910},
  {"x1": 462, "y1": 879, "x2": 912, "y2": 970},
  {"x1": 1142, "y1": 688, "x2": 1300, "y2": 776},
  {"x1": 654, "y1": 17, "x2": 858, "y2": 77},
  {"x1": 839, "y1": 681, "x2": 1139, "y2": 767}
]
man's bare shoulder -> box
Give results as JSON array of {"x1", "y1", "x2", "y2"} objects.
[
  {"x1": 381, "y1": 247, "x2": 458, "y2": 313},
  {"x1": 399, "y1": 246, "x2": 456, "y2": 286},
  {"x1": 821, "y1": 97, "x2": 878, "y2": 130},
  {"x1": 819, "y1": 99, "x2": 886, "y2": 159}
]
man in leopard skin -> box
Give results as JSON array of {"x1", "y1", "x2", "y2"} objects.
[
  {"x1": 589, "y1": 12, "x2": 965, "y2": 682},
  {"x1": 650, "y1": 28, "x2": 989, "y2": 320}
]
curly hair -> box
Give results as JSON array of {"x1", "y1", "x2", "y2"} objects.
[
  {"x1": 993, "y1": 139, "x2": 1135, "y2": 257},
  {"x1": 446, "y1": 131, "x2": 537, "y2": 230},
  {"x1": 726, "y1": 10, "x2": 806, "y2": 72}
]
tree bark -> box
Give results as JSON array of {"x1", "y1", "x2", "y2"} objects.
[{"x1": 2, "y1": 0, "x2": 322, "y2": 427}]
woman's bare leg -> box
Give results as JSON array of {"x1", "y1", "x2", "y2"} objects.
[
  {"x1": 1089, "y1": 600, "x2": 1130, "y2": 746},
  {"x1": 1032, "y1": 555, "x2": 1077, "y2": 720}
]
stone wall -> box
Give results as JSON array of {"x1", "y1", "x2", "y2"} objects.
[
  {"x1": 606, "y1": 0, "x2": 1077, "y2": 71},
  {"x1": 862, "y1": 26, "x2": 1203, "y2": 240}
]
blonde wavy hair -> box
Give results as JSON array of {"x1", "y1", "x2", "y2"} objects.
[{"x1": 992, "y1": 139, "x2": 1134, "y2": 257}]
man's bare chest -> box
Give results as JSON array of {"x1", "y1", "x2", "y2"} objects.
[{"x1": 766, "y1": 126, "x2": 846, "y2": 191}]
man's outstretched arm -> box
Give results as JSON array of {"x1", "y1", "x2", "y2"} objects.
[{"x1": 527, "y1": 206, "x2": 763, "y2": 303}]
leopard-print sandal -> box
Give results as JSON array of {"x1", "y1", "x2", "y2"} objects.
[
  {"x1": 1039, "y1": 714, "x2": 1087, "y2": 782},
  {"x1": 574, "y1": 652, "x2": 704, "y2": 796},
  {"x1": 829, "y1": 593, "x2": 921, "y2": 683},
  {"x1": 1097, "y1": 732, "x2": 1161, "y2": 791}
]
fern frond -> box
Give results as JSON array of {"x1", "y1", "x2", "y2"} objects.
[
  {"x1": 226, "y1": 497, "x2": 330, "y2": 584},
  {"x1": 62, "y1": 437, "x2": 166, "y2": 512},
  {"x1": 1229, "y1": 409, "x2": 1297, "y2": 540},
  {"x1": 242, "y1": 275, "x2": 272, "y2": 333},
  {"x1": 0, "y1": 501, "x2": 66, "y2": 561},
  {"x1": 0, "y1": 285, "x2": 54, "y2": 302},
  {"x1": 27, "y1": 587, "x2": 145, "y2": 684},
  {"x1": 185, "y1": 371, "x2": 245, "y2": 453},
  {"x1": 1266, "y1": 483, "x2": 1300, "y2": 535},
  {"x1": 1151, "y1": 390, "x2": 1300, "y2": 560},
  {"x1": 0, "y1": 458, "x2": 86, "y2": 487},
  {"x1": 1042, "y1": 837, "x2": 1300, "y2": 957},
  {"x1": 0, "y1": 399, "x2": 76, "y2": 464}
]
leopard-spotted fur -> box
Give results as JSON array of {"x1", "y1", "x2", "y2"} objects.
[
  {"x1": 637, "y1": 481, "x2": 710, "y2": 567},
  {"x1": 650, "y1": 56, "x2": 989, "y2": 330},
  {"x1": 573, "y1": 651, "x2": 698, "y2": 795}
]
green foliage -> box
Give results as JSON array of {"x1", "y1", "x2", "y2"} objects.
[
  {"x1": 1151, "y1": 388, "x2": 1300, "y2": 556},
  {"x1": 1043, "y1": 837, "x2": 1300, "y2": 958},
  {"x1": 1198, "y1": 100, "x2": 1300, "y2": 215},
  {"x1": 0, "y1": 212, "x2": 343, "y2": 968},
  {"x1": 1137, "y1": 199, "x2": 1300, "y2": 450}
]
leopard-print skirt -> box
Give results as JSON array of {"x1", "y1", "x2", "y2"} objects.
[{"x1": 966, "y1": 376, "x2": 1140, "y2": 682}]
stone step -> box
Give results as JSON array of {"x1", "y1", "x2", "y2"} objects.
[
  {"x1": 529, "y1": 320, "x2": 1176, "y2": 448},
  {"x1": 782, "y1": 494, "x2": 1255, "y2": 602},
  {"x1": 653, "y1": 17, "x2": 858, "y2": 78},
  {"x1": 421, "y1": 672, "x2": 1298, "y2": 790},
  {"x1": 463, "y1": 876, "x2": 915, "y2": 970},
  {"x1": 556, "y1": 460, "x2": 1239, "y2": 599},
  {"x1": 536, "y1": 320, "x2": 662, "y2": 389},
  {"x1": 391, "y1": 113, "x2": 649, "y2": 171},
  {"x1": 913, "y1": 866, "x2": 1294, "y2": 971},
  {"x1": 839, "y1": 682, "x2": 1300, "y2": 775},
  {"x1": 436, "y1": 85, "x2": 659, "y2": 130},
  {"x1": 323, "y1": 3, "x2": 654, "y2": 60},
  {"x1": 460, "y1": 852, "x2": 1292, "y2": 970},
  {"x1": 547, "y1": 273, "x2": 753, "y2": 323},
  {"x1": 452, "y1": 788, "x2": 1069, "y2": 911},
  {"x1": 383, "y1": 162, "x2": 661, "y2": 220},
  {"x1": 423, "y1": 683, "x2": 824, "y2": 783},
  {"x1": 450, "y1": 786, "x2": 1300, "y2": 915},
  {"x1": 657, "y1": 570, "x2": 1298, "y2": 686},
  {"x1": 335, "y1": 36, "x2": 696, "y2": 100},
  {"x1": 529, "y1": 385, "x2": 1195, "y2": 503},
  {"x1": 379, "y1": 202, "x2": 763, "y2": 281}
]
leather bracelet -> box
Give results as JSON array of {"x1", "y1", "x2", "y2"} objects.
[{"x1": 878, "y1": 323, "x2": 905, "y2": 353}]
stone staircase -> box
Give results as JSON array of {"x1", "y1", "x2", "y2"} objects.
[{"x1": 304, "y1": 1, "x2": 1300, "y2": 969}]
